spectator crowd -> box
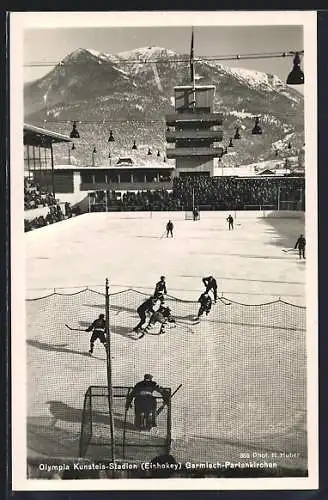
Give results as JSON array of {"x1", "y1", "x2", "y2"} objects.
[
  {"x1": 24, "y1": 176, "x2": 81, "y2": 231},
  {"x1": 24, "y1": 178, "x2": 57, "y2": 210},
  {"x1": 91, "y1": 176, "x2": 305, "y2": 212},
  {"x1": 25, "y1": 175, "x2": 305, "y2": 229},
  {"x1": 172, "y1": 175, "x2": 304, "y2": 210}
]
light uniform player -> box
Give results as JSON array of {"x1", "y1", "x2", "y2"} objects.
[{"x1": 141, "y1": 305, "x2": 176, "y2": 337}]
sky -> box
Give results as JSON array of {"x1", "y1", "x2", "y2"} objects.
[{"x1": 24, "y1": 25, "x2": 304, "y2": 89}]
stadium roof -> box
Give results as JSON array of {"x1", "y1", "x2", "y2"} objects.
[
  {"x1": 54, "y1": 164, "x2": 174, "y2": 170},
  {"x1": 24, "y1": 123, "x2": 72, "y2": 147}
]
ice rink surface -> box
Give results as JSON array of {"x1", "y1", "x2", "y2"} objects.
[
  {"x1": 25, "y1": 211, "x2": 307, "y2": 469},
  {"x1": 26, "y1": 211, "x2": 305, "y2": 304}
]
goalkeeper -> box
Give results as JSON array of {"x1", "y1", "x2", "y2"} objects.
[{"x1": 125, "y1": 374, "x2": 169, "y2": 430}]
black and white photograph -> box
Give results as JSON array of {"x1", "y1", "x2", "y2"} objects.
[{"x1": 10, "y1": 11, "x2": 317, "y2": 490}]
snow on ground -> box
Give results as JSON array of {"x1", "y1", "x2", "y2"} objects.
[{"x1": 25, "y1": 211, "x2": 306, "y2": 468}]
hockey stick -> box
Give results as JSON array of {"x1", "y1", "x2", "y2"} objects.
[
  {"x1": 156, "y1": 383, "x2": 182, "y2": 416},
  {"x1": 65, "y1": 323, "x2": 86, "y2": 332},
  {"x1": 282, "y1": 248, "x2": 296, "y2": 253},
  {"x1": 218, "y1": 297, "x2": 231, "y2": 306},
  {"x1": 159, "y1": 231, "x2": 166, "y2": 239}
]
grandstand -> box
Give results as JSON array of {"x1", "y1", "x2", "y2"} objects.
[{"x1": 23, "y1": 124, "x2": 84, "y2": 231}]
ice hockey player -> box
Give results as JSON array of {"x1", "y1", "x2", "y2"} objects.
[
  {"x1": 125, "y1": 374, "x2": 169, "y2": 430},
  {"x1": 294, "y1": 233, "x2": 306, "y2": 259},
  {"x1": 166, "y1": 220, "x2": 174, "y2": 238},
  {"x1": 196, "y1": 292, "x2": 212, "y2": 320},
  {"x1": 85, "y1": 313, "x2": 106, "y2": 354},
  {"x1": 142, "y1": 305, "x2": 176, "y2": 337},
  {"x1": 154, "y1": 275, "x2": 167, "y2": 305},
  {"x1": 193, "y1": 207, "x2": 199, "y2": 221},
  {"x1": 227, "y1": 214, "x2": 234, "y2": 230},
  {"x1": 133, "y1": 296, "x2": 157, "y2": 334},
  {"x1": 202, "y1": 275, "x2": 218, "y2": 303}
]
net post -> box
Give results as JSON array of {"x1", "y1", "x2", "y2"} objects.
[
  {"x1": 166, "y1": 388, "x2": 172, "y2": 455},
  {"x1": 105, "y1": 278, "x2": 115, "y2": 462}
]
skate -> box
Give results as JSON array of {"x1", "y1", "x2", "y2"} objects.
[{"x1": 137, "y1": 329, "x2": 146, "y2": 339}]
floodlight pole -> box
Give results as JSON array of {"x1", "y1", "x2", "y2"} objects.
[
  {"x1": 105, "y1": 278, "x2": 115, "y2": 462},
  {"x1": 190, "y1": 27, "x2": 196, "y2": 108},
  {"x1": 50, "y1": 141, "x2": 55, "y2": 199}
]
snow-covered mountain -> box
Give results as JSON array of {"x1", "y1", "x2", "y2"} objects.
[{"x1": 24, "y1": 46, "x2": 304, "y2": 167}]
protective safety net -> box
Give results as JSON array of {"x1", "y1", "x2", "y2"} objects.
[{"x1": 26, "y1": 288, "x2": 307, "y2": 470}]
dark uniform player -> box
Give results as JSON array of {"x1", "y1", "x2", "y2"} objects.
[
  {"x1": 85, "y1": 313, "x2": 106, "y2": 354},
  {"x1": 227, "y1": 214, "x2": 234, "y2": 230},
  {"x1": 154, "y1": 275, "x2": 167, "y2": 305},
  {"x1": 144, "y1": 305, "x2": 176, "y2": 335},
  {"x1": 133, "y1": 296, "x2": 157, "y2": 334},
  {"x1": 202, "y1": 275, "x2": 218, "y2": 303},
  {"x1": 166, "y1": 220, "x2": 174, "y2": 238},
  {"x1": 294, "y1": 234, "x2": 306, "y2": 259},
  {"x1": 125, "y1": 374, "x2": 169, "y2": 430},
  {"x1": 193, "y1": 208, "x2": 199, "y2": 221},
  {"x1": 196, "y1": 292, "x2": 212, "y2": 320}
]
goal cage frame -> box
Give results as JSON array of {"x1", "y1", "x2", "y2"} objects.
[
  {"x1": 185, "y1": 209, "x2": 200, "y2": 221},
  {"x1": 79, "y1": 385, "x2": 172, "y2": 459}
]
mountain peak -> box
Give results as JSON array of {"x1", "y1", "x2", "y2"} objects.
[
  {"x1": 117, "y1": 46, "x2": 178, "y2": 60},
  {"x1": 63, "y1": 47, "x2": 116, "y2": 63}
]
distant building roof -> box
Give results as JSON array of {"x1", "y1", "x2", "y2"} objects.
[
  {"x1": 257, "y1": 168, "x2": 275, "y2": 175},
  {"x1": 116, "y1": 157, "x2": 133, "y2": 165}
]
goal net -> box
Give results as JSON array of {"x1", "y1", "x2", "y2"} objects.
[
  {"x1": 185, "y1": 210, "x2": 200, "y2": 220},
  {"x1": 79, "y1": 385, "x2": 171, "y2": 460}
]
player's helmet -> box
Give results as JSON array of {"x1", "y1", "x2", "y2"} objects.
[
  {"x1": 160, "y1": 276, "x2": 165, "y2": 280},
  {"x1": 99, "y1": 314, "x2": 105, "y2": 319},
  {"x1": 144, "y1": 374, "x2": 153, "y2": 380}
]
